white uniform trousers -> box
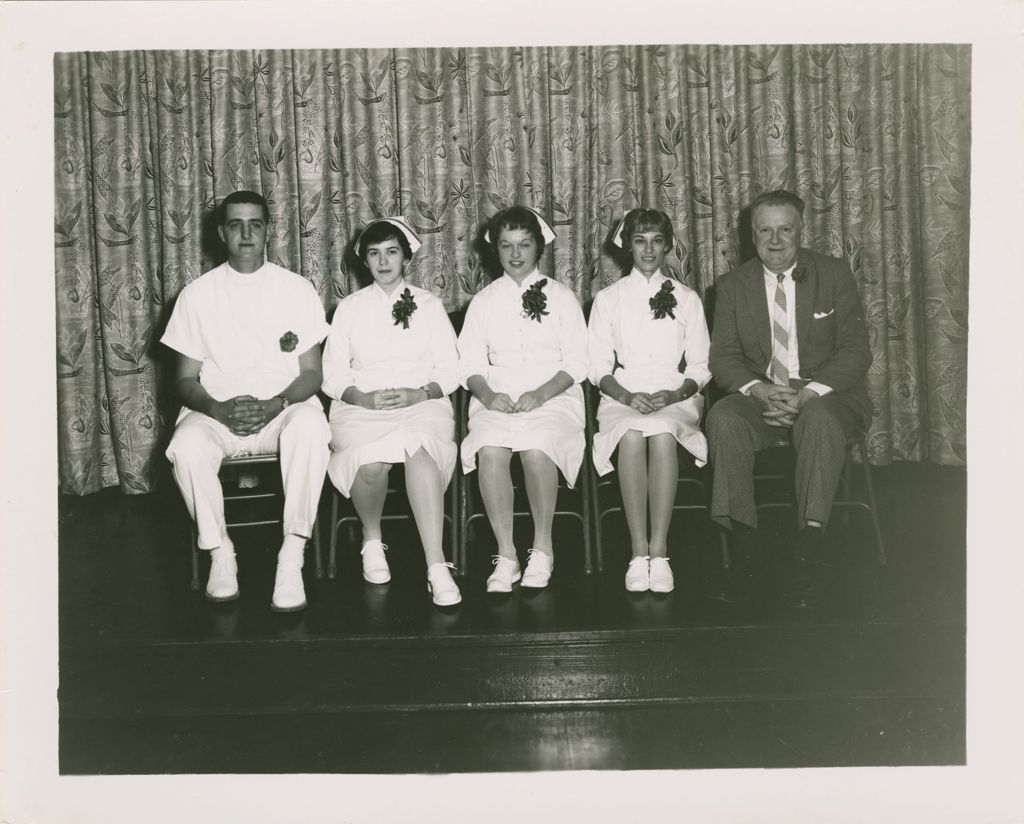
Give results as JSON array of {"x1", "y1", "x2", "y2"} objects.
[{"x1": 166, "y1": 403, "x2": 330, "y2": 550}]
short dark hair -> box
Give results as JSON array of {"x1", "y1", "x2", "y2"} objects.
[
  {"x1": 487, "y1": 206, "x2": 546, "y2": 255},
  {"x1": 357, "y1": 220, "x2": 413, "y2": 262},
  {"x1": 621, "y1": 208, "x2": 675, "y2": 251},
  {"x1": 749, "y1": 189, "x2": 805, "y2": 219},
  {"x1": 219, "y1": 190, "x2": 270, "y2": 225}
]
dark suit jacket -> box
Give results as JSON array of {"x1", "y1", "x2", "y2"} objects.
[{"x1": 709, "y1": 248, "x2": 872, "y2": 423}]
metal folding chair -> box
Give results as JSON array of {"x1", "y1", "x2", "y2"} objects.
[
  {"x1": 585, "y1": 384, "x2": 720, "y2": 573},
  {"x1": 457, "y1": 385, "x2": 595, "y2": 576},
  {"x1": 187, "y1": 453, "x2": 325, "y2": 591},
  {"x1": 324, "y1": 396, "x2": 462, "y2": 579},
  {"x1": 752, "y1": 430, "x2": 887, "y2": 565}
]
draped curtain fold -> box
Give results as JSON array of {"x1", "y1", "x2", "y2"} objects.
[{"x1": 54, "y1": 44, "x2": 970, "y2": 495}]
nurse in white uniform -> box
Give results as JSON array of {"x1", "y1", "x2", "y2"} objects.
[
  {"x1": 322, "y1": 217, "x2": 461, "y2": 607},
  {"x1": 458, "y1": 206, "x2": 588, "y2": 593},
  {"x1": 587, "y1": 209, "x2": 711, "y2": 593}
]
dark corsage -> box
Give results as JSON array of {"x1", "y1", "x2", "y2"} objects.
[
  {"x1": 650, "y1": 281, "x2": 677, "y2": 320},
  {"x1": 279, "y1": 331, "x2": 298, "y2": 352},
  {"x1": 391, "y1": 287, "x2": 417, "y2": 329},
  {"x1": 793, "y1": 263, "x2": 807, "y2": 283},
  {"x1": 521, "y1": 278, "x2": 549, "y2": 323}
]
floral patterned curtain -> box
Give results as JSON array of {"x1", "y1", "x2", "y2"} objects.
[{"x1": 55, "y1": 44, "x2": 970, "y2": 495}]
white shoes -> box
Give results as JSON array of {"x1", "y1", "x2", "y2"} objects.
[
  {"x1": 625, "y1": 556, "x2": 650, "y2": 592},
  {"x1": 649, "y1": 557, "x2": 674, "y2": 593},
  {"x1": 206, "y1": 546, "x2": 239, "y2": 602},
  {"x1": 486, "y1": 555, "x2": 522, "y2": 593},
  {"x1": 272, "y1": 545, "x2": 307, "y2": 611},
  {"x1": 521, "y1": 549, "x2": 553, "y2": 589},
  {"x1": 361, "y1": 539, "x2": 391, "y2": 584},
  {"x1": 427, "y1": 562, "x2": 462, "y2": 607}
]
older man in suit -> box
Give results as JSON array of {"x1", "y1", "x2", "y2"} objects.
[{"x1": 707, "y1": 189, "x2": 871, "y2": 607}]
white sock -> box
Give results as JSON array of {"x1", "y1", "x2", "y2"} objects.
[
  {"x1": 211, "y1": 538, "x2": 235, "y2": 559},
  {"x1": 279, "y1": 535, "x2": 306, "y2": 567}
]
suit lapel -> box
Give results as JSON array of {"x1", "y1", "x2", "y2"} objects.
[
  {"x1": 794, "y1": 250, "x2": 816, "y2": 366},
  {"x1": 743, "y1": 261, "x2": 772, "y2": 366}
]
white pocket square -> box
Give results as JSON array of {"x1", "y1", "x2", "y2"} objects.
[{"x1": 813, "y1": 309, "x2": 834, "y2": 319}]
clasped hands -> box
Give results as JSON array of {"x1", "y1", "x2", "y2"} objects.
[
  {"x1": 749, "y1": 383, "x2": 818, "y2": 427},
  {"x1": 625, "y1": 386, "x2": 691, "y2": 415},
  {"x1": 212, "y1": 394, "x2": 283, "y2": 436},
  {"x1": 358, "y1": 387, "x2": 428, "y2": 411},
  {"x1": 483, "y1": 388, "x2": 546, "y2": 414}
]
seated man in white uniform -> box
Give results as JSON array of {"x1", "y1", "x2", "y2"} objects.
[{"x1": 162, "y1": 190, "x2": 330, "y2": 611}]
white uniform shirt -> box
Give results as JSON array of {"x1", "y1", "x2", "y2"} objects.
[
  {"x1": 322, "y1": 280, "x2": 458, "y2": 398},
  {"x1": 161, "y1": 262, "x2": 329, "y2": 410},
  {"x1": 457, "y1": 269, "x2": 588, "y2": 398},
  {"x1": 738, "y1": 262, "x2": 832, "y2": 397},
  {"x1": 588, "y1": 268, "x2": 711, "y2": 392}
]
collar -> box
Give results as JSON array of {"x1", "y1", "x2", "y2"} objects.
[
  {"x1": 371, "y1": 278, "x2": 408, "y2": 302},
  {"x1": 627, "y1": 267, "x2": 669, "y2": 290},
  {"x1": 762, "y1": 261, "x2": 797, "y2": 283},
  {"x1": 502, "y1": 268, "x2": 543, "y2": 292},
  {"x1": 225, "y1": 261, "x2": 267, "y2": 281}
]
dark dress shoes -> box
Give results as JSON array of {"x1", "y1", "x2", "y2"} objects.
[
  {"x1": 709, "y1": 527, "x2": 761, "y2": 605},
  {"x1": 781, "y1": 525, "x2": 826, "y2": 609}
]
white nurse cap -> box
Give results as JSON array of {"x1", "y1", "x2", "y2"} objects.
[
  {"x1": 359, "y1": 216, "x2": 422, "y2": 255},
  {"x1": 611, "y1": 209, "x2": 640, "y2": 248},
  {"x1": 484, "y1": 206, "x2": 557, "y2": 244}
]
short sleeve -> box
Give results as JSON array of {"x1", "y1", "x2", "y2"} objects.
[
  {"x1": 160, "y1": 282, "x2": 205, "y2": 362},
  {"x1": 321, "y1": 298, "x2": 355, "y2": 400},
  {"x1": 555, "y1": 286, "x2": 589, "y2": 385},
  {"x1": 679, "y1": 288, "x2": 711, "y2": 389},
  {"x1": 456, "y1": 293, "x2": 491, "y2": 388},
  {"x1": 586, "y1": 289, "x2": 616, "y2": 386},
  {"x1": 290, "y1": 277, "x2": 330, "y2": 355},
  {"x1": 425, "y1": 297, "x2": 459, "y2": 396}
]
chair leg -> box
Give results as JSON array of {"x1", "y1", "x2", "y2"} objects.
[
  {"x1": 580, "y1": 459, "x2": 594, "y2": 575},
  {"x1": 839, "y1": 449, "x2": 854, "y2": 531},
  {"x1": 460, "y1": 469, "x2": 473, "y2": 577},
  {"x1": 719, "y1": 528, "x2": 731, "y2": 572},
  {"x1": 859, "y1": 445, "x2": 888, "y2": 566},
  {"x1": 450, "y1": 470, "x2": 463, "y2": 576},
  {"x1": 328, "y1": 491, "x2": 340, "y2": 579},
  {"x1": 190, "y1": 528, "x2": 202, "y2": 592},
  {"x1": 312, "y1": 504, "x2": 324, "y2": 580},
  {"x1": 589, "y1": 467, "x2": 604, "y2": 574}
]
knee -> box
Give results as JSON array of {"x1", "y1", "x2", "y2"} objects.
[
  {"x1": 406, "y1": 447, "x2": 439, "y2": 471},
  {"x1": 356, "y1": 462, "x2": 390, "y2": 485},
  {"x1": 619, "y1": 430, "x2": 644, "y2": 450},
  {"x1": 793, "y1": 397, "x2": 842, "y2": 438},
  {"x1": 648, "y1": 433, "x2": 677, "y2": 458},
  {"x1": 520, "y1": 448, "x2": 553, "y2": 471},
  {"x1": 281, "y1": 404, "x2": 330, "y2": 442},
  {"x1": 166, "y1": 426, "x2": 218, "y2": 467},
  {"x1": 707, "y1": 397, "x2": 747, "y2": 439},
  {"x1": 648, "y1": 433, "x2": 675, "y2": 449},
  {"x1": 478, "y1": 446, "x2": 510, "y2": 472}
]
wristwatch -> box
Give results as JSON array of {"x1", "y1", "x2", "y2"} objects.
[{"x1": 277, "y1": 394, "x2": 291, "y2": 410}]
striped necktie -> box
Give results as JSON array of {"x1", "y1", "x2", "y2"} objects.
[{"x1": 770, "y1": 273, "x2": 790, "y2": 386}]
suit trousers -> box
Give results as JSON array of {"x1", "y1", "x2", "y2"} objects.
[
  {"x1": 166, "y1": 403, "x2": 330, "y2": 550},
  {"x1": 707, "y1": 392, "x2": 864, "y2": 530}
]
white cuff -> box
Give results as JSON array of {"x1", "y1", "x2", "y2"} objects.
[{"x1": 805, "y1": 381, "x2": 832, "y2": 397}]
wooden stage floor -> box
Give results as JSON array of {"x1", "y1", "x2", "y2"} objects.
[{"x1": 58, "y1": 461, "x2": 965, "y2": 774}]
